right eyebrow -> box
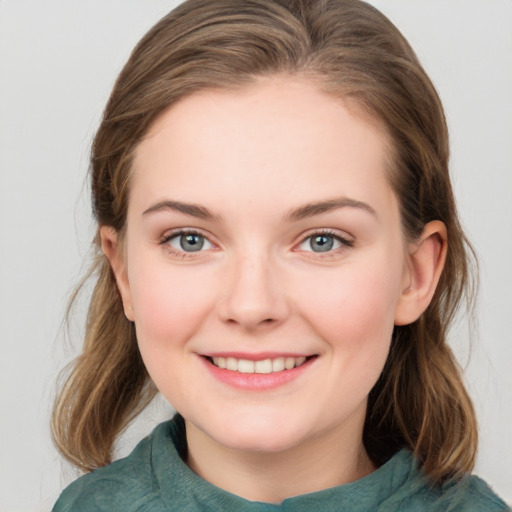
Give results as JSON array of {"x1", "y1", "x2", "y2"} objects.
[
  {"x1": 142, "y1": 200, "x2": 219, "y2": 220},
  {"x1": 283, "y1": 197, "x2": 377, "y2": 222}
]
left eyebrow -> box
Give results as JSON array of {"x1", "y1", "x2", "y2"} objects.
[
  {"x1": 284, "y1": 197, "x2": 377, "y2": 222},
  {"x1": 142, "y1": 200, "x2": 218, "y2": 220}
]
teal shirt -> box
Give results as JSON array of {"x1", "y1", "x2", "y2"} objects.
[{"x1": 53, "y1": 415, "x2": 509, "y2": 511}]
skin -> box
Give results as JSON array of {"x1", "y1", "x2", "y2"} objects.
[{"x1": 102, "y1": 77, "x2": 446, "y2": 503}]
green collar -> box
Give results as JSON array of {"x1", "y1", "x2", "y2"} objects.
[{"x1": 153, "y1": 415, "x2": 424, "y2": 511}]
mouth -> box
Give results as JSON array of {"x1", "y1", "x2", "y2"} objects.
[{"x1": 204, "y1": 355, "x2": 315, "y2": 374}]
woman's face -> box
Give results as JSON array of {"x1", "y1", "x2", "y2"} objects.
[{"x1": 110, "y1": 77, "x2": 413, "y2": 455}]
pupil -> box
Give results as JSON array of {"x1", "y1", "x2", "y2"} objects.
[
  {"x1": 180, "y1": 234, "x2": 204, "y2": 252},
  {"x1": 312, "y1": 235, "x2": 333, "y2": 252}
]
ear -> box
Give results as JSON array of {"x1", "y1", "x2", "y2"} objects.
[
  {"x1": 394, "y1": 220, "x2": 447, "y2": 326},
  {"x1": 100, "y1": 226, "x2": 134, "y2": 322}
]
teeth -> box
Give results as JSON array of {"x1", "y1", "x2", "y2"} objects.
[
  {"x1": 226, "y1": 357, "x2": 237, "y2": 371},
  {"x1": 254, "y1": 359, "x2": 272, "y2": 374},
  {"x1": 284, "y1": 357, "x2": 295, "y2": 370},
  {"x1": 272, "y1": 357, "x2": 285, "y2": 372},
  {"x1": 238, "y1": 359, "x2": 255, "y2": 373},
  {"x1": 211, "y1": 356, "x2": 308, "y2": 373}
]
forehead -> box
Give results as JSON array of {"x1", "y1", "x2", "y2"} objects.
[
  {"x1": 130, "y1": 77, "x2": 396, "y2": 218},
  {"x1": 140, "y1": 76, "x2": 389, "y2": 149}
]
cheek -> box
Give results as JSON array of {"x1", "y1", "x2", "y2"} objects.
[
  {"x1": 128, "y1": 259, "x2": 217, "y2": 358},
  {"x1": 295, "y1": 258, "x2": 402, "y2": 357}
]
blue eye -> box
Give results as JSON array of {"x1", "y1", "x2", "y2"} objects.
[
  {"x1": 299, "y1": 233, "x2": 348, "y2": 253},
  {"x1": 168, "y1": 232, "x2": 213, "y2": 252}
]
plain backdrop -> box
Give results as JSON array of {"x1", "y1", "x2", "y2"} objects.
[{"x1": 0, "y1": 1, "x2": 511, "y2": 510}]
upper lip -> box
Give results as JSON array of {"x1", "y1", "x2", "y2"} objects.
[{"x1": 201, "y1": 352, "x2": 314, "y2": 361}]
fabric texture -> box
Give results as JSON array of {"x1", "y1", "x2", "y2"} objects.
[{"x1": 53, "y1": 414, "x2": 510, "y2": 512}]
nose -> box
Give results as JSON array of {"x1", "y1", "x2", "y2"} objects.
[{"x1": 218, "y1": 250, "x2": 290, "y2": 331}]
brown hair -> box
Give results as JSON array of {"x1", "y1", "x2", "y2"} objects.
[{"x1": 52, "y1": 0, "x2": 478, "y2": 483}]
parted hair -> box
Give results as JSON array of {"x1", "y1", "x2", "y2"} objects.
[{"x1": 52, "y1": 0, "x2": 478, "y2": 483}]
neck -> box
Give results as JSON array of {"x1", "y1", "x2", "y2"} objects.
[{"x1": 185, "y1": 420, "x2": 375, "y2": 503}]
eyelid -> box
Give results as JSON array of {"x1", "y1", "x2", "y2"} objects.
[
  {"x1": 159, "y1": 227, "x2": 218, "y2": 257},
  {"x1": 294, "y1": 228, "x2": 354, "y2": 254},
  {"x1": 159, "y1": 227, "x2": 208, "y2": 243},
  {"x1": 157, "y1": 227, "x2": 353, "y2": 259}
]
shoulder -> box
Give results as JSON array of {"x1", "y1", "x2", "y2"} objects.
[
  {"x1": 438, "y1": 475, "x2": 511, "y2": 512},
  {"x1": 378, "y1": 451, "x2": 510, "y2": 511},
  {"x1": 52, "y1": 421, "x2": 173, "y2": 512}
]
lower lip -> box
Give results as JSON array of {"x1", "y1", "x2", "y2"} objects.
[{"x1": 201, "y1": 356, "x2": 316, "y2": 391}]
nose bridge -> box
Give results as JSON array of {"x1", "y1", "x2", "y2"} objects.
[{"x1": 219, "y1": 244, "x2": 288, "y2": 330}]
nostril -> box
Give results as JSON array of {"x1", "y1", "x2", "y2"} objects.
[{"x1": 226, "y1": 317, "x2": 275, "y2": 328}]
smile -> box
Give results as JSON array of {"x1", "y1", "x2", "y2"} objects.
[
  {"x1": 201, "y1": 354, "x2": 317, "y2": 390},
  {"x1": 209, "y1": 356, "x2": 308, "y2": 374}
]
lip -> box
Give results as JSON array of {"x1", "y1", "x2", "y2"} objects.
[
  {"x1": 204, "y1": 351, "x2": 311, "y2": 360},
  {"x1": 199, "y1": 353, "x2": 317, "y2": 391}
]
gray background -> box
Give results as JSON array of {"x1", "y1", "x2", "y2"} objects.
[{"x1": 1, "y1": 1, "x2": 511, "y2": 510}]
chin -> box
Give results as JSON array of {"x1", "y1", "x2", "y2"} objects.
[
  {"x1": 196, "y1": 410, "x2": 313, "y2": 454},
  {"x1": 219, "y1": 429, "x2": 304, "y2": 454}
]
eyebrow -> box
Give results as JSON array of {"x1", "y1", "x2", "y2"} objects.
[
  {"x1": 284, "y1": 197, "x2": 377, "y2": 222},
  {"x1": 142, "y1": 200, "x2": 218, "y2": 220},
  {"x1": 142, "y1": 197, "x2": 376, "y2": 222}
]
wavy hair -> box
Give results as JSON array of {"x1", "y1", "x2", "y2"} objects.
[{"x1": 52, "y1": 0, "x2": 478, "y2": 483}]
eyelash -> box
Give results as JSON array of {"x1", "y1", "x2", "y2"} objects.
[
  {"x1": 159, "y1": 228, "x2": 354, "y2": 259},
  {"x1": 296, "y1": 229, "x2": 354, "y2": 256},
  {"x1": 159, "y1": 229, "x2": 215, "y2": 259}
]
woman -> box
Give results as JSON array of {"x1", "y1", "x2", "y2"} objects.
[{"x1": 52, "y1": 0, "x2": 509, "y2": 509}]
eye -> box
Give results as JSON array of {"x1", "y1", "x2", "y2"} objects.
[
  {"x1": 166, "y1": 231, "x2": 213, "y2": 253},
  {"x1": 298, "y1": 232, "x2": 352, "y2": 253}
]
